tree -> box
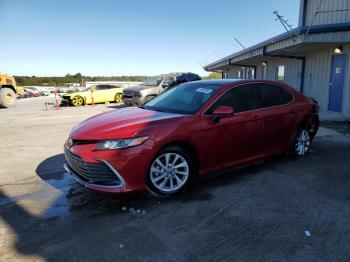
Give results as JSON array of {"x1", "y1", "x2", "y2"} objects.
[{"x1": 205, "y1": 72, "x2": 222, "y2": 79}]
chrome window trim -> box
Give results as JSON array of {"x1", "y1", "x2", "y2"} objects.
[{"x1": 201, "y1": 82, "x2": 295, "y2": 117}]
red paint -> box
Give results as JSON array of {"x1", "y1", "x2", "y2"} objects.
[{"x1": 65, "y1": 80, "x2": 318, "y2": 193}]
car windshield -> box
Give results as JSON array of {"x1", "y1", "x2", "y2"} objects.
[
  {"x1": 143, "y1": 82, "x2": 222, "y2": 114},
  {"x1": 142, "y1": 77, "x2": 163, "y2": 87}
]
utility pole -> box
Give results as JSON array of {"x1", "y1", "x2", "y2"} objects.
[
  {"x1": 234, "y1": 37, "x2": 246, "y2": 50},
  {"x1": 273, "y1": 10, "x2": 294, "y2": 33}
]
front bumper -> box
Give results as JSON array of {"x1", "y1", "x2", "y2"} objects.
[
  {"x1": 64, "y1": 162, "x2": 129, "y2": 193},
  {"x1": 63, "y1": 141, "x2": 153, "y2": 193},
  {"x1": 122, "y1": 96, "x2": 145, "y2": 107}
]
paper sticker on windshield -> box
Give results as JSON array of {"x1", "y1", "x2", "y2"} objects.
[{"x1": 195, "y1": 88, "x2": 213, "y2": 94}]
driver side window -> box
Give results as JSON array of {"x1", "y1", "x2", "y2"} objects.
[
  {"x1": 162, "y1": 77, "x2": 175, "y2": 88},
  {"x1": 206, "y1": 84, "x2": 256, "y2": 114}
]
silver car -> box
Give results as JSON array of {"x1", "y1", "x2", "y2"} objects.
[{"x1": 123, "y1": 73, "x2": 201, "y2": 106}]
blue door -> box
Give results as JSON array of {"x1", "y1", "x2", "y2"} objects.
[{"x1": 328, "y1": 55, "x2": 346, "y2": 113}]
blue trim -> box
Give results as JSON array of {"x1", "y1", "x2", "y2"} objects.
[{"x1": 302, "y1": 0, "x2": 307, "y2": 26}]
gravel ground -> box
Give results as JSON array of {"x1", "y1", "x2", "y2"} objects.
[{"x1": 0, "y1": 97, "x2": 350, "y2": 262}]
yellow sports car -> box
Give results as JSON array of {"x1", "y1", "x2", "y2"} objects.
[{"x1": 61, "y1": 84, "x2": 124, "y2": 106}]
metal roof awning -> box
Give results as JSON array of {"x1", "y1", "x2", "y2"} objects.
[{"x1": 205, "y1": 23, "x2": 350, "y2": 71}]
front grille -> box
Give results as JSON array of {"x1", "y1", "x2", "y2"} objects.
[{"x1": 64, "y1": 148, "x2": 121, "y2": 185}]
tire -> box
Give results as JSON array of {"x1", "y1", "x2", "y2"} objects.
[
  {"x1": 0, "y1": 88, "x2": 17, "y2": 108},
  {"x1": 147, "y1": 146, "x2": 196, "y2": 196},
  {"x1": 292, "y1": 129, "x2": 312, "y2": 157},
  {"x1": 71, "y1": 96, "x2": 84, "y2": 106},
  {"x1": 115, "y1": 93, "x2": 123, "y2": 103}
]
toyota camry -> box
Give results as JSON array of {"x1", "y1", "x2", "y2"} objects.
[{"x1": 64, "y1": 80, "x2": 319, "y2": 195}]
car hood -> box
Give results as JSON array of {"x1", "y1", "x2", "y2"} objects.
[
  {"x1": 70, "y1": 107, "x2": 184, "y2": 140},
  {"x1": 124, "y1": 85, "x2": 155, "y2": 93}
]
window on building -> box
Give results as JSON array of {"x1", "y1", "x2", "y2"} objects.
[
  {"x1": 276, "y1": 65, "x2": 285, "y2": 81},
  {"x1": 206, "y1": 84, "x2": 256, "y2": 114},
  {"x1": 237, "y1": 71, "x2": 241, "y2": 79},
  {"x1": 262, "y1": 65, "x2": 268, "y2": 80},
  {"x1": 247, "y1": 68, "x2": 255, "y2": 79},
  {"x1": 256, "y1": 83, "x2": 293, "y2": 108}
]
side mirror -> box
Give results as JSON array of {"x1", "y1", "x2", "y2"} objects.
[{"x1": 212, "y1": 106, "x2": 234, "y2": 123}]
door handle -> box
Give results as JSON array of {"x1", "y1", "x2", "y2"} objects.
[{"x1": 290, "y1": 108, "x2": 296, "y2": 113}]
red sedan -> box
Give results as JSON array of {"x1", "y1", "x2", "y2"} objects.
[{"x1": 64, "y1": 80, "x2": 319, "y2": 195}]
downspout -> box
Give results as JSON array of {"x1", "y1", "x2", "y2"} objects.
[{"x1": 300, "y1": 57, "x2": 305, "y2": 94}]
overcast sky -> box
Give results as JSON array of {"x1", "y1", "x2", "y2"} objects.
[{"x1": 0, "y1": 0, "x2": 299, "y2": 76}]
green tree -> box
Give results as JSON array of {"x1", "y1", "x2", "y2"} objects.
[{"x1": 204, "y1": 72, "x2": 222, "y2": 79}]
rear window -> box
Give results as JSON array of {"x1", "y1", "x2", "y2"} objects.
[{"x1": 257, "y1": 83, "x2": 293, "y2": 108}]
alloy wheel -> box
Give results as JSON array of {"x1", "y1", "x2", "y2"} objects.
[
  {"x1": 150, "y1": 153, "x2": 189, "y2": 193},
  {"x1": 295, "y1": 129, "x2": 311, "y2": 156},
  {"x1": 115, "y1": 93, "x2": 122, "y2": 103},
  {"x1": 72, "y1": 96, "x2": 83, "y2": 106}
]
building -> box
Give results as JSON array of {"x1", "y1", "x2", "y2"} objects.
[{"x1": 205, "y1": 0, "x2": 350, "y2": 117}]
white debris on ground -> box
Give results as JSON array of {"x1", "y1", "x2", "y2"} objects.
[
  {"x1": 121, "y1": 206, "x2": 146, "y2": 215},
  {"x1": 305, "y1": 230, "x2": 311, "y2": 237}
]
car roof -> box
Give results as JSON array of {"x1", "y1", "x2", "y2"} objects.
[
  {"x1": 185, "y1": 79, "x2": 290, "y2": 86},
  {"x1": 152, "y1": 72, "x2": 199, "y2": 78}
]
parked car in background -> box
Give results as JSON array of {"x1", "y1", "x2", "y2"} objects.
[
  {"x1": 37, "y1": 88, "x2": 50, "y2": 96},
  {"x1": 60, "y1": 84, "x2": 124, "y2": 106},
  {"x1": 64, "y1": 79, "x2": 319, "y2": 195},
  {"x1": 18, "y1": 91, "x2": 30, "y2": 99},
  {"x1": 122, "y1": 72, "x2": 201, "y2": 106},
  {"x1": 57, "y1": 87, "x2": 69, "y2": 93},
  {"x1": 24, "y1": 87, "x2": 41, "y2": 97}
]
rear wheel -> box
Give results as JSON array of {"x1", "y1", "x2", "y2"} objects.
[
  {"x1": 115, "y1": 93, "x2": 123, "y2": 103},
  {"x1": 292, "y1": 129, "x2": 311, "y2": 157},
  {"x1": 71, "y1": 96, "x2": 84, "y2": 106},
  {"x1": 0, "y1": 88, "x2": 17, "y2": 108},
  {"x1": 147, "y1": 146, "x2": 195, "y2": 195}
]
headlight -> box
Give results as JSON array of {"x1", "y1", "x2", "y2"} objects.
[
  {"x1": 135, "y1": 92, "x2": 142, "y2": 97},
  {"x1": 94, "y1": 136, "x2": 149, "y2": 150}
]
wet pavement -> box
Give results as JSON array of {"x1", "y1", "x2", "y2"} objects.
[{"x1": 1, "y1": 98, "x2": 350, "y2": 261}]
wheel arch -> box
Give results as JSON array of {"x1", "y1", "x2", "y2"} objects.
[
  {"x1": 1, "y1": 85, "x2": 17, "y2": 94},
  {"x1": 155, "y1": 140, "x2": 200, "y2": 171}
]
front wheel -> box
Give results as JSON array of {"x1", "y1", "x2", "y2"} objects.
[
  {"x1": 115, "y1": 93, "x2": 123, "y2": 103},
  {"x1": 71, "y1": 96, "x2": 84, "y2": 106},
  {"x1": 0, "y1": 88, "x2": 17, "y2": 108},
  {"x1": 292, "y1": 129, "x2": 311, "y2": 157},
  {"x1": 147, "y1": 146, "x2": 195, "y2": 195}
]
